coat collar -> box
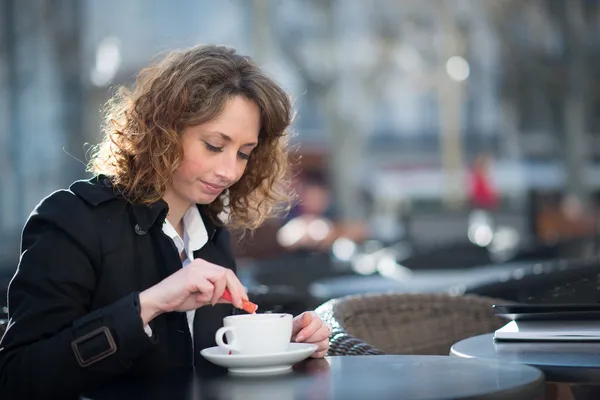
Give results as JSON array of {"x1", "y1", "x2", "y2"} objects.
[{"x1": 71, "y1": 175, "x2": 219, "y2": 240}]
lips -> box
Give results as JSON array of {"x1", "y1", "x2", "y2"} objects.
[{"x1": 200, "y1": 180, "x2": 227, "y2": 195}]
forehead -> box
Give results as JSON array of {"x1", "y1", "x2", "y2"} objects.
[{"x1": 201, "y1": 96, "x2": 261, "y2": 141}]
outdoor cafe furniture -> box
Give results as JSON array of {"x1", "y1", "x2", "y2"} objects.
[
  {"x1": 464, "y1": 257, "x2": 600, "y2": 304},
  {"x1": 451, "y1": 333, "x2": 600, "y2": 399},
  {"x1": 315, "y1": 293, "x2": 505, "y2": 356},
  {"x1": 308, "y1": 261, "x2": 531, "y2": 303},
  {"x1": 81, "y1": 354, "x2": 545, "y2": 400}
]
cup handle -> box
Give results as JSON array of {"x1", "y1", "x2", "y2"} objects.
[{"x1": 215, "y1": 327, "x2": 238, "y2": 353}]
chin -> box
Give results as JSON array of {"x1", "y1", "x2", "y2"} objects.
[{"x1": 193, "y1": 192, "x2": 220, "y2": 205}]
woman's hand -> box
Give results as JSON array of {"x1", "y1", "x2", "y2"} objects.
[
  {"x1": 291, "y1": 311, "x2": 331, "y2": 358},
  {"x1": 138, "y1": 259, "x2": 248, "y2": 324}
]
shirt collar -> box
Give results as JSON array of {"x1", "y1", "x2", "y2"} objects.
[
  {"x1": 162, "y1": 205, "x2": 209, "y2": 259},
  {"x1": 183, "y1": 206, "x2": 208, "y2": 252}
]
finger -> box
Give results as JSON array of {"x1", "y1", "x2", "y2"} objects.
[
  {"x1": 295, "y1": 315, "x2": 322, "y2": 342},
  {"x1": 192, "y1": 276, "x2": 214, "y2": 303},
  {"x1": 311, "y1": 349, "x2": 328, "y2": 359},
  {"x1": 190, "y1": 278, "x2": 214, "y2": 306},
  {"x1": 308, "y1": 337, "x2": 329, "y2": 359},
  {"x1": 301, "y1": 324, "x2": 331, "y2": 344},
  {"x1": 211, "y1": 274, "x2": 227, "y2": 306},
  {"x1": 197, "y1": 262, "x2": 248, "y2": 310},
  {"x1": 292, "y1": 312, "x2": 312, "y2": 336},
  {"x1": 225, "y1": 270, "x2": 246, "y2": 309},
  {"x1": 315, "y1": 338, "x2": 330, "y2": 353},
  {"x1": 223, "y1": 276, "x2": 242, "y2": 309},
  {"x1": 195, "y1": 260, "x2": 229, "y2": 284},
  {"x1": 195, "y1": 292, "x2": 212, "y2": 304},
  {"x1": 193, "y1": 277, "x2": 214, "y2": 295}
]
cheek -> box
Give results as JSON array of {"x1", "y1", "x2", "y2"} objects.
[
  {"x1": 175, "y1": 159, "x2": 207, "y2": 182},
  {"x1": 177, "y1": 141, "x2": 210, "y2": 179}
]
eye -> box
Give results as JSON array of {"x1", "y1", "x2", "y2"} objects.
[
  {"x1": 238, "y1": 152, "x2": 250, "y2": 161},
  {"x1": 204, "y1": 142, "x2": 223, "y2": 153}
]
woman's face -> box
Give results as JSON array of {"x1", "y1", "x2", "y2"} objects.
[{"x1": 169, "y1": 95, "x2": 260, "y2": 206}]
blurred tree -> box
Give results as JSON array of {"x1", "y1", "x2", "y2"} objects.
[
  {"x1": 268, "y1": 0, "x2": 452, "y2": 219},
  {"x1": 489, "y1": 0, "x2": 594, "y2": 206},
  {"x1": 249, "y1": 0, "x2": 599, "y2": 220}
]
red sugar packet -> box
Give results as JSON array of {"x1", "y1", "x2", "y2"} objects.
[{"x1": 221, "y1": 289, "x2": 258, "y2": 314}]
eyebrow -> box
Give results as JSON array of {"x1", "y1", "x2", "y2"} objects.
[{"x1": 207, "y1": 131, "x2": 257, "y2": 148}]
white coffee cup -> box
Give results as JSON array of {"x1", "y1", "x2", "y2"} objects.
[{"x1": 215, "y1": 313, "x2": 293, "y2": 355}]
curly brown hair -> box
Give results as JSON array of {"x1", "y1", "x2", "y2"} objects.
[{"x1": 88, "y1": 44, "x2": 294, "y2": 231}]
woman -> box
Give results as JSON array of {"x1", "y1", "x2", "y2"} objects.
[{"x1": 0, "y1": 45, "x2": 330, "y2": 399}]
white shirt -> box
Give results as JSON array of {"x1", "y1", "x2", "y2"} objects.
[{"x1": 160, "y1": 206, "x2": 208, "y2": 346}]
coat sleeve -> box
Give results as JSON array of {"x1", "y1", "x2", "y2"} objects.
[{"x1": 0, "y1": 191, "x2": 156, "y2": 399}]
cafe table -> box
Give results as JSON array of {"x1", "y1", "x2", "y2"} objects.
[
  {"x1": 451, "y1": 333, "x2": 600, "y2": 399},
  {"x1": 81, "y1": 355, "x2": 545, "y2": 400}
]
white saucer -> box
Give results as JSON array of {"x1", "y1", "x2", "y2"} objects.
[{"x1": 200, "y1": 343, "x2": 318, "y2": 375}]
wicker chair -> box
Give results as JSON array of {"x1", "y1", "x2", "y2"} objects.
[{"x1": 315, "y1": 293, "x2": 507, "y2": 356}]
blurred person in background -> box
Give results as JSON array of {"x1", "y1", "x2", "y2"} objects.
[
  {"x1": 289, "y1": 170, "x2": 335, "y2": 219},
  {"x1": 0, "y1": 45, "x2": 330, "y2": 399},
  {"x1": 277, "y1": 169, "x2": 367, "y2": 252},
  {"x1": 467, "y1": 154, "x2": 498, "y2": 243},
  {"x1": 468, "y1": 154, "x2": 499, "y2": 212}
]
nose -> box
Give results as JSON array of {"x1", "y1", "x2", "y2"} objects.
[{"x1": 214, "y1": 151, "x2": 238, "y2": 183}]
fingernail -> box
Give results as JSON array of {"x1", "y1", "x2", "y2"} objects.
[{"x1": 295, "y1": 335, "x2": 304, "y2": 342}]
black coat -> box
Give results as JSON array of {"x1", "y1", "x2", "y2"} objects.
[{"x1": 0, "y1": 176, "x2": 237, "y2": 399}]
